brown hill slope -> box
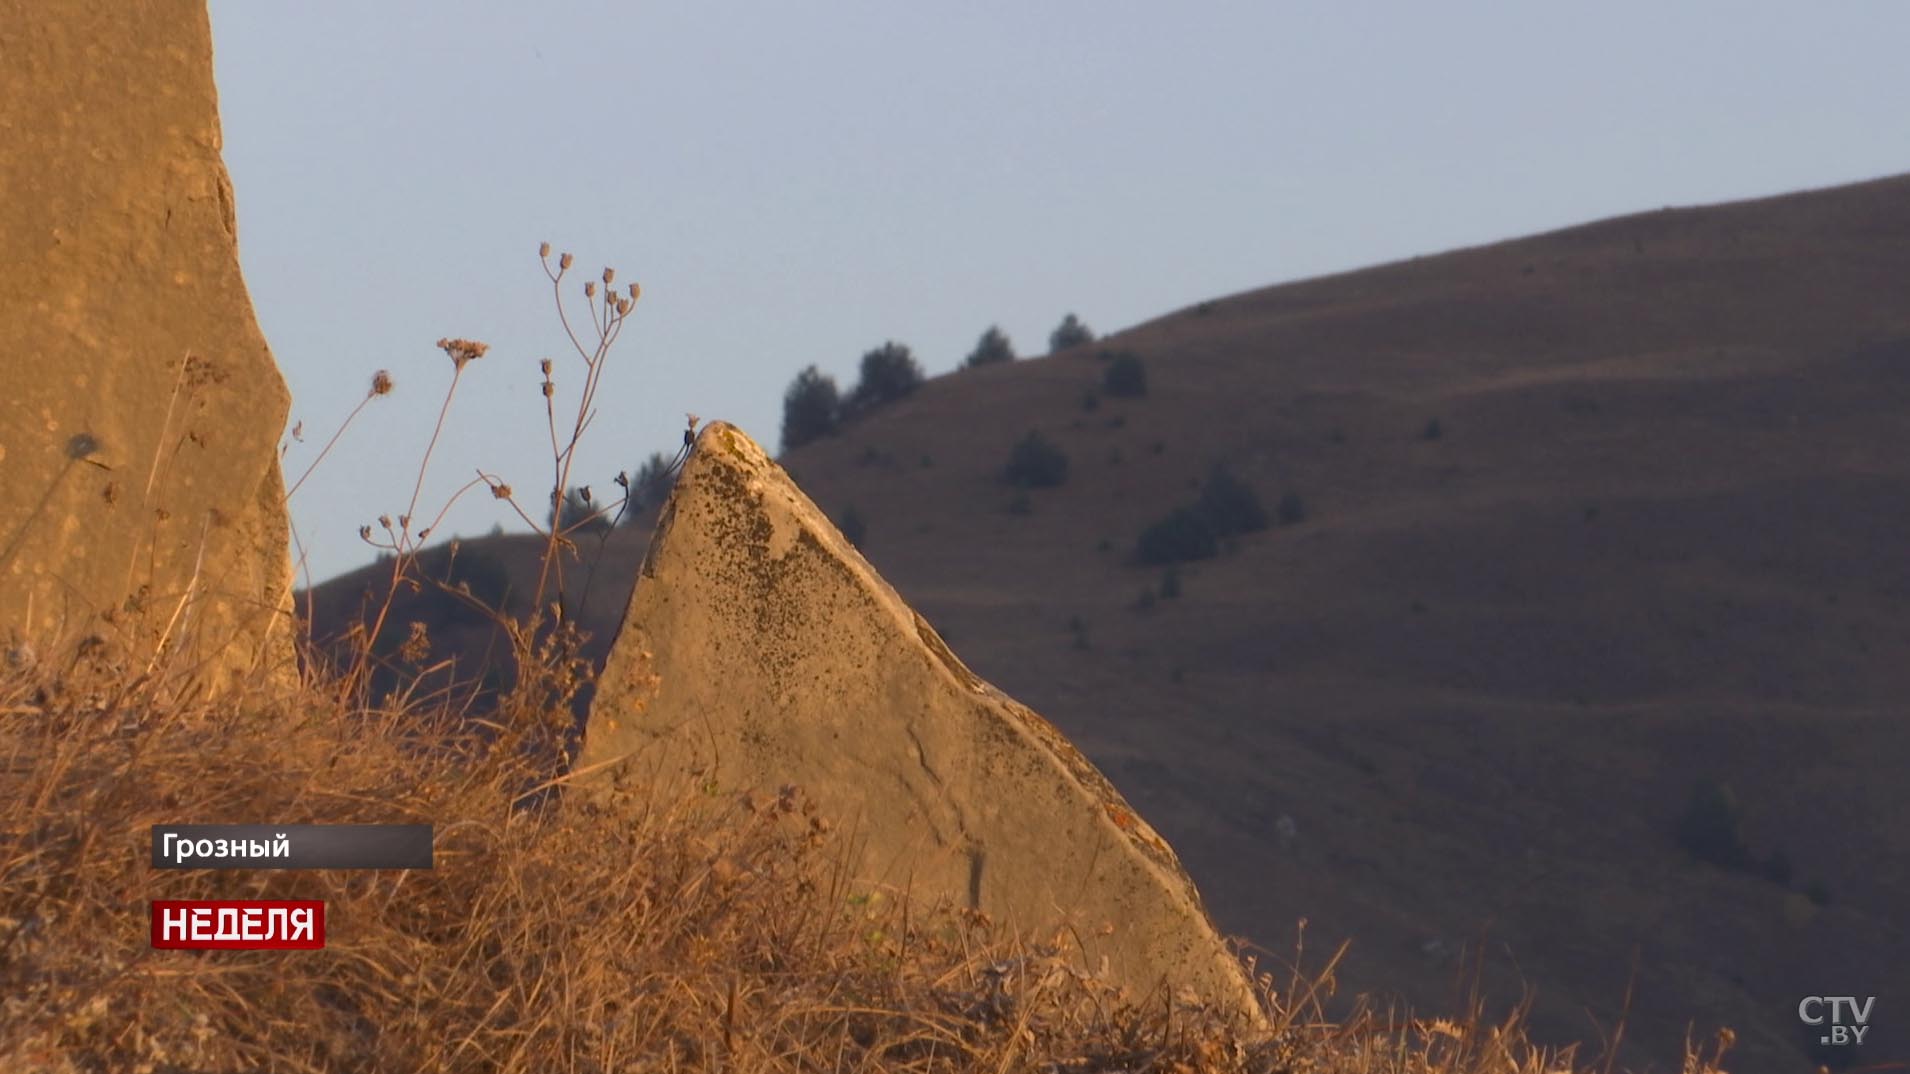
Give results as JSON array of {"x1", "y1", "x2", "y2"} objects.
[{"x1": 309, "y1": 173, "x2": 1910, "y2": 1072}]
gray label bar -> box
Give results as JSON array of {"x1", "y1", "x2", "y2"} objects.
[{"x1": 151, "y1": 824, "x2": 433, "y2": 870}]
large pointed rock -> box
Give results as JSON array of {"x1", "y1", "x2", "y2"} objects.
[
  {"x1": 0, "y1": 1, "x2": 294, "y2": 687},
  {"x1": 581, "y1": 422, "x2": 1263, "y2": 1021}
]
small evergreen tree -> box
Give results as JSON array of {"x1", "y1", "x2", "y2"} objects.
[
  {"x1": 1102, "y1": 352, "x2": 1148, "y2": 397},
  {"x1": 963, "y1": 326, "x2": 1015, "y2": 368},
  {"x1": 844, "y1": 341, "x2": 924, "y2": 417},
  {"x1": 1049, "y1": 313, "x2": 1094, "y2": 352},
  {"x1": 781, "y1": 364, "x2": 841, "y2": 451},
  {"x1": 1002, "y1": 430, "x2": 1069, "y2": 488}
]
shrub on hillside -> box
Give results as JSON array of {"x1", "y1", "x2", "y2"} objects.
[
  {"x1": 1675, "y1": 778, "x2": 1751, "y2": 870},
  {"x1": 1135, "y1": 466, "x2": 1273, "y2": 565},
  {"x1": 1003, "y1": 430, "x2": 1070, "y2": 488},
  {"x1": 963, "y1": 325, "x2": 1016, "y2": 368},
  {"x1": 781, "y1": 364, "x2": 841, "y2": 451},
  {"x1": 1101, "y1": 352, "x2": 1148, "y2": 398},
  {"x1": 1197, "y1": 464, "x2": 1268, "y2": 535},
  {"x1": 1137, "y1": 506, "x2": 1219, "y2": 565},
  {"x1": 1049, "y1": 313, "x2": 1094, "y2": 352},
  {"x1": 843, "y1": 341, "x2": 924, "y2": 417}
]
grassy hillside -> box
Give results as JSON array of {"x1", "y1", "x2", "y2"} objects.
[{"x1": 309, "y1": 173, "x2": 1910, "y2": 1072}]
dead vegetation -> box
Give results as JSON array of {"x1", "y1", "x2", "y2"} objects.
[{"x1": 0, "y1": 647, "x2": 1734, "y2": 1072}]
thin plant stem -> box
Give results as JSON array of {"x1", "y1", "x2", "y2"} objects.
[
  {"x1": 402, "y1": 365, "x2": 467, "y2": 548},
  {"x1": 349, "y1": 366, "x2": 465, "y2": 695},
  {"x1": 284, "y1": 392, "x2": 375, "y2": 503}
]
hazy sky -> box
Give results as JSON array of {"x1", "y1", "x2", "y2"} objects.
[{"x1": 206, "y1": 2, "x2": 1910, "y2": 586}]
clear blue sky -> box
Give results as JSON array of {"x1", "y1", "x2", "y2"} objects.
[{"x1": 206, "y1": 2, "x2": 1910, "y2": 587}]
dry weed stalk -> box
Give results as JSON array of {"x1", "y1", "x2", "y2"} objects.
[{"x1": 304, "y1": 246, "x2": 669, "y2": 718}]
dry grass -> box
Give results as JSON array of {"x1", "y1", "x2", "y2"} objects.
[
  {"x1": 0, "y1": 240, "x2": 1747, "y2": 1072},
  {"x1": 0, "y1": 646, "x2": 1735, "y2": 1073}
]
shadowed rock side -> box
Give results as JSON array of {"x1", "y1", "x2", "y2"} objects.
[
  {"x1": 580, "y1": 421, "x2": 1264, "y2": 1023},
  {"x1": 0, "y1": 1, "x2": 294, "y2": 687}
]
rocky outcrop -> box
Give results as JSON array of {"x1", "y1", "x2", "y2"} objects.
[
  {"x1": 580, "y1": 422, "x2": 1264, "y2": 1023},
  {"x1": 0, "y1": 2, "x2": 294, "y2": 686}
]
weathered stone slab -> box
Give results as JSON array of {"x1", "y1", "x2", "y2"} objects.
[
  {"x1": 0, "y1": 1, "x2": 294, "y2": 687},
  {"x1": 581, "y1": 422, "x2": 1263, "y2": 1022}
]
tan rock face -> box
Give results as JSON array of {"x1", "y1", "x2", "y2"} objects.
[
  {"x1": 0, "y1": 1, "x2": 294, "y2": 686},
  {"x1": 581, "y1": 422, "x2": 1264, "y2": 1022}
]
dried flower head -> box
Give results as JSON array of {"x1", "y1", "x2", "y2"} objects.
[
  {"x1": 539, "y1": 241, "x2": 552, "y2": 258},
  {"x1": 358, "y1": 524, "x2": 372, "y2": 541},
  {"x1": 616, "y1": 297, "x2": 631, "y2": 316},
  {"x1": 398, "y1": 620, "x2": 431, "y2": 665},
  {"x1": 629, "y1": 282, "x2": 641, "y2": 301},
  {"x1": 686, "y1": 412, "x2": 701, "y2": 432},
  {"x1": 378, "y1": 514, "x2": 392, "y2": 530},
  {"x1": 490, "y1": 481, "x2": 513, "y2": 499},
  {"x1": 370, "y1": 369, "x2": 394, "y2": 396},
  {"x1": 602, "y1": 266, "x2": 615, "y2": 285},
  {"x1": 539, "y1": 358, "x2": 552, "y2": 375},
  {"x1": 541, "y1": 381, "x2": 554, "y2": 398},
  {"x1": 559, "y1": 252, "x2": 574, "y2": 270},
  {"x1": 436, "y1": 337, "x2": 489, "y2": 370},
  {"x1": 584, "y1": 281, "x2": 597, "y2": 299}
]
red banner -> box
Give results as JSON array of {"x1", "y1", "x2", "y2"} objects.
[{"x1": 149, "y1": 900, "x2": 326, "y2": 950}]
